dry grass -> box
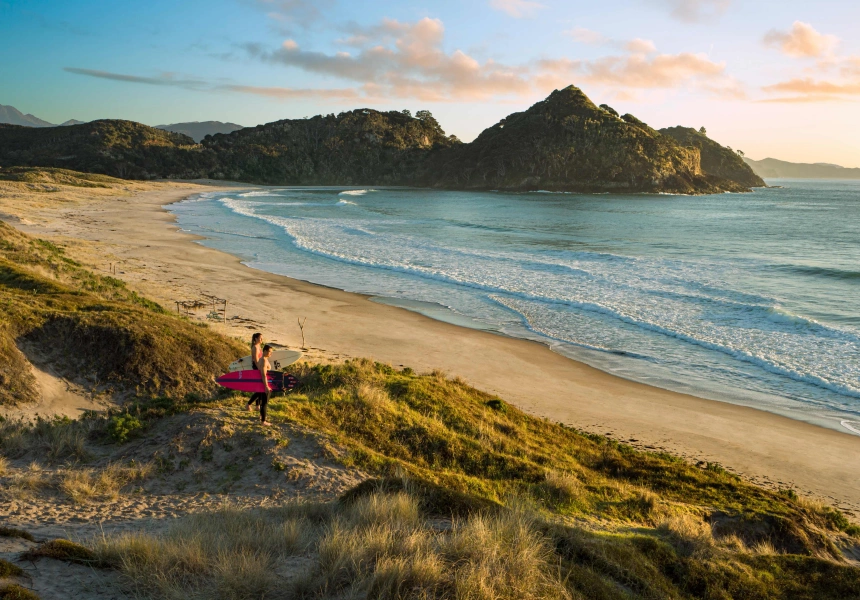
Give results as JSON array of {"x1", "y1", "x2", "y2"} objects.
[
  {"x1": 0, "y1": 583, "x2": 41, "y2": 600},
  {"x1": 542, "y1": 469, "x2": 582, "y2": 505},
  {"x1": 0, "y1": 456, "x2": 8, "y2": 477},
  {"x1": 0, "y1": 416, "x2": 93, "y2": 463},
  {"x1": 657, "y1": 513, "x2": 716, "y2": 557},
  {"x1": 59, "y1": 462, "x2": 152, "y2": 504},
  {"x1": 93, "y1": 492, "x2": 573, "y2": 600}
]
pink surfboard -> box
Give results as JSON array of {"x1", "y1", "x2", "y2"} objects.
[{"x1": 216, "y1": 370, "x2": 297, "y2": 393}]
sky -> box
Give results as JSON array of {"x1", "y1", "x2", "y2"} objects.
[{"x1": 1, "y1": 0, "x2": 859, "y2": 166}]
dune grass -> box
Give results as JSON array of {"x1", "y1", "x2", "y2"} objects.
[
  {"x1": 264, "y1": 360, "x2": 856, "y2": 558},
  {"x1": 90, "y1": 486, "x2": 860, "y2": 600},
  {"x1": 0, "y1": 584, "x2": 40, "y2": 600},
  {"x1": 0, "y1": 220, "x2": 244, "y2": 405}
]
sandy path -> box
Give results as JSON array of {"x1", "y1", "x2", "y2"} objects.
[{"x1": 3, "y1": 181, "x2": 859, "y2": 516}]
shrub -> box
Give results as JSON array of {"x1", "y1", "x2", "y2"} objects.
[
  {"x1": 0, "y1": 559, "x2": 24, "y2": 578},
  {"x1": 107, "y1": 414, "x2": 143, "y2": 444}
]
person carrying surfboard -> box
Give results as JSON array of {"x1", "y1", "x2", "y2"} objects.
[
  {"x1": 247, "y1": 333, "x2": 264, "y2": 413},
  {"x1": 258, "y1": 344, "x2": 274, "y2": 426}
]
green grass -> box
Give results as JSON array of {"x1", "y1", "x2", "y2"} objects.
[
  {"x1": 0, "y1": 220, "x2": 245, "y2": 405},
  {"x1": 266, "y1": 360, "x2": 854, "y2": 558},
  {"x1": 21, "y1": 539, "x2": 100, "y2": 566}
]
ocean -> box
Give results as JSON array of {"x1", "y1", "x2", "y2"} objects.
[{"x1": 169, "y1": 180, "x2": 860, "y2": 436}]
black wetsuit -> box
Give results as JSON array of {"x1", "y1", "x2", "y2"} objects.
[{"x1": 247, "y1": 353, "x2": 265, "y2": 409}]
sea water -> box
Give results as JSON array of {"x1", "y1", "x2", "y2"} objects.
[{"x1": 169, "y1": 180, "x2": 860, "y2": 436}]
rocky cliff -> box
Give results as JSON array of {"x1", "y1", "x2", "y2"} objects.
[{"x1": 660, "y1": 126, "x2": 765, "y2": 188}]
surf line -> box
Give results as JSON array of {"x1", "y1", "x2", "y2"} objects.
[{"x1": 840, "y1": 420, "x2": 860, "y2": 435}]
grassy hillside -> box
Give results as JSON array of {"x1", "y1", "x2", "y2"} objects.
[
  {"x1": 660, "y1": 126, "x2": 765, "y2": 188},
  {"x1": 0, "y1": 120, "x2": 215, "y2": 180},
  {"x1": 0, "y1": 217, "x2": 858, "y2": 597},
  {"x1": 0, "y1": 220, "x2": 244, "y2": 405}
]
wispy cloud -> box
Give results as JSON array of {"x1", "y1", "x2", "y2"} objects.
[
  {"x1": 489, "y1": 0, "x2": 545, "y2": 19},
  {"x1": 246, "y1": 0, "x2": 334, "y2": 33},
  {"x1": 656, "y1": 0, "x2": 732, "y2": 23},
  {"x1": 64, "y1": 67, "x2": 359, "y2": 101},
  {"x1": 763, "y1": 21, "x2": 839, "y2": 58}
]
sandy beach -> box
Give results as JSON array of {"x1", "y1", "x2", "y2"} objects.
[{"x1": 2, "y1": 179, "x2": 858, "y2": 516}]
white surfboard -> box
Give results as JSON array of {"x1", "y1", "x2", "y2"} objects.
[{"x1": 229, "y1": 348, "x2": 303, "y2": 372}]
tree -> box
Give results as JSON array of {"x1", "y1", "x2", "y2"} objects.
[
  {"x1": 401, "y1": 109, "x2": 412, "y2": 117},
  {"x1": 737, "y1": 149, "x2": 745, "y2": 157},
  {"x1": 416, "y1": 110, "x2": 443, "y2": 134},
  {"x1": 699, "y1": 126, "x2": 707, "y2": 136}
]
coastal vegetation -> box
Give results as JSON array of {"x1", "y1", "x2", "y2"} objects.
[
  {"x1": 0, "y1": 86, "x2": 764, "y2": 194},
  {"x1": 660, "y1": 126, "x2": 766, "y2": 188},
  {"x1": 0, "y1": 215, "x2": 858, "y2": 598}
]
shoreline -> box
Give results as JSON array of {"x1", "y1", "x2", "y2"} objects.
[{"x1": 3, "y1": 180, "x2": 859, "y2": 514}]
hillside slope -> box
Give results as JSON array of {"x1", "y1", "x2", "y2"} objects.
[
  {"x1": 202, "y1": 109, "x2": 458, "y2": 185},
  {"x1": 429, "y1": 87, "x2": 744, "y2": 194},
  {"x1": 0, "y1": 120, "x2": 215, "y2": 179},
  {"x1": 745, "y1": 157, "x2": 860, "y2": 179},
  {"x1": 660, "y1": 126, "x2": 765, "y2": 188}
]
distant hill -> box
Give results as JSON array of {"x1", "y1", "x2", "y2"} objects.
[
  {"x1": 60, "y1": 119, "x2": 86, "y2": 126},
  {"x1": 0, "y1": 104, "x2": 54, "y2": 127},
  {"x1": 0, "y1": 120, "x2": 214, "y2": 179},
  {"x1": 156, "y1": 121, "x2": 244, "y2": 142},
  {"x1": 660, "y1": 126, "x2": 765, "y2": 188},
  {"x1": 0, "y1": 87, "x2": 766, "y2": 193},
  {"x1": 744, "y1": 157, "x2": 860, "y2": 179},
  {"x1": 429, "y1": 86, "x2": 749, "y2": 194}
]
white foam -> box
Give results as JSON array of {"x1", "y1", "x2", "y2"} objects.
[
  {"x1": 339, "y1": 189, "x2": 376, "y2": 196},
  {"x1": 841, "y1": 420, "x2": 860, "y2": 435}
]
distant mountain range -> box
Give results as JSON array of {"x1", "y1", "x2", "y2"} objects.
[
  {"x1": 0, "y1": 104, "x2": 55, "y2": 127},
  {"x1": 155, "y1": 121, "x2": 244, "y2": 142},
  {"x1": 0, "y1": 104, "x2": 242, "y2": 141},
  {"x1": 744, "y1": 157, "x2": 860, "y2": 179},
  {"x1": 0, "y1": 86, "x2": 763, "y2": 194}
]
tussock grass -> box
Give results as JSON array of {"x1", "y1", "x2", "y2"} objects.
[
  {"x1": 58, "y1": 462, "x2": 152, "y2": 504},
  {"x1": 0, "y1": 584, "x2": 41, "y2": 600},
  {"x1": 0, "y1": 559, "x2": 24, "y2": 578},
  {"x1": 22, "y1": 539, "x2": 98, "y2": 565},
  {"x1": 0, "y1": 416, "x2": 93, "y2": 463},
  {"x1": 0, "y1": 527, "x2": 34, "y2": 542},
  {"x1": 91, "y1": 485, "x2": 860, "y2": 600}
]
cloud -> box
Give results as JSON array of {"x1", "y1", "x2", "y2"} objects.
[
  {"x1": 247, "y1": 0, "x2": 333, "y2": 33},
  {"x1": 489, "y1": 0, "x2": 545, "y2": 18},
  {"x1": 564, "y1": 27, "x2": 607, "y2": 45},
  {"x1": 246, "y1": 17, "x2": 742, "y2": 102},
  {"x1": 64, "y1": 67, "x2": 359, "y2": 100},
  {"x1": 658, "y1": 0, "x2": 732, "y2": 23},
  {"x1": 761, "y1": 77, "x2": 860, "y2": 103},
  {"x1": 538, "y1": 51, "x2": 743, "y2": 97},
  {"x1": 63, "y1": 68, "x2": 210, "y2": 90},
  {"x1": 763, "y1": 22, "x2": 839, "y2": 58}
]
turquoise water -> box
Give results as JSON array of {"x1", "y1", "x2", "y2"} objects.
[{"x1": 169, "y1": 180, "x2": 860, "y2": 436}]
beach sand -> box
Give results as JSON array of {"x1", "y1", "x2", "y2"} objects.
[{"x1": 2, "y1": 179, "x2": 858, "y2": 516}]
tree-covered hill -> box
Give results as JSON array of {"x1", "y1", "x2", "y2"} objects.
[
  {"x1": 0, "y1": 120, "x2": 215, "y2": 179},
  {"x1": 0, "y1": 88, "x2": 767, "y2": 194},
  {"x1": 201, "y1": 108, "x2": 459, "y2": 185}
]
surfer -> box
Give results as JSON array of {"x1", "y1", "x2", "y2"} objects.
[
  {"x1": 246, "y1": 333, "x2": 264, "y2": 413},
  {"x1": 258, "y1": 344, "x2": 273, "y2": 426}
]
